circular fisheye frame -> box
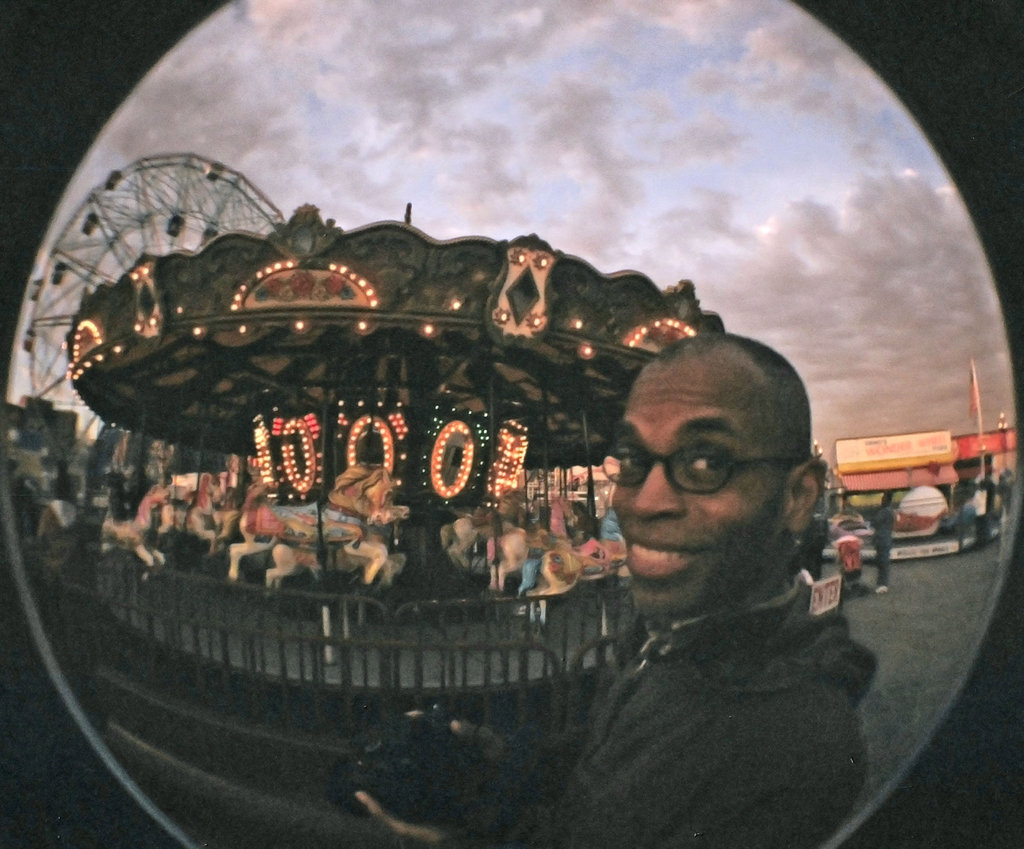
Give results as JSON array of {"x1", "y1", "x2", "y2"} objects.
[{"x1": 2, "y1": 2, "x2": 1022, "y2": 849}]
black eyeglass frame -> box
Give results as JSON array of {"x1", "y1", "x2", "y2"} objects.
[{"x1": 609, "y1": 444, "x2": 810, "y2": 495}]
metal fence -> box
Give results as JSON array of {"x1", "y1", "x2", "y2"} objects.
[{"x1": 47, "y1": 550, "x2": 632, "y2": 740}]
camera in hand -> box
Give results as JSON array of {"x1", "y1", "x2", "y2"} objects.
[{"x1": 327, "y1": 703, "x2": 491, "y2": 825}]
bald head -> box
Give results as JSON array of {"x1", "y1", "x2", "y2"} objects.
[{"x1": 637, "y1": 333, "x2": 814, "y2": 461}]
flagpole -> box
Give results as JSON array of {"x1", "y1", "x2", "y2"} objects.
[{"x1": 970, "y1": 358, "x2": 984, "y2": 481}]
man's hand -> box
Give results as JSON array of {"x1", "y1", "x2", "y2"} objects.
[
  {"x1": 354, "y1": 715, "x2": 506, "y2": 844},
  {"x1": 354, "y1": 791, "x2": 449, "y2": 845}
]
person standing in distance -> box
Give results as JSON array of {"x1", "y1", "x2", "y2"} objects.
[{"x1": 872, "y1": 491, "x2": 895, "y2": 593}]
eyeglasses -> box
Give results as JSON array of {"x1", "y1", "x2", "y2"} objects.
[{"x1": 609, "y1": 444, "x2": 807, "y2": 494}]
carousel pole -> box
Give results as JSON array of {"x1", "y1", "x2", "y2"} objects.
[
  {"x1": 487, "y1": 373, "x2": 505, "y2": 585},
  {"x1": 316, "y1": 386, "x2": 336, "y2": 572},
  {"x1": 190, "y1": 415, "x2": 207, "y2": 510},
  {"x1": 539, "y1": 385, "x2": 551, "y2": 530},
  {"x1": 129, "y1": 407, "x2": 149, "y2": 508},
  {"x1": 318, "y1": 386, "x2": 336, "y2": 663},
  {"x1": 581, "y1": 408, "x2": 597, "y2": 526}
]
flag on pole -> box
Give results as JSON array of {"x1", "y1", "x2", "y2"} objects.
[{"x1": 969, "y1": 358, "x2": 982, "y2": 420}]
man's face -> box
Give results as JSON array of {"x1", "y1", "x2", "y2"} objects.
[{"x1": 612, "y1": 347, "x2": 818, "y2": 619}]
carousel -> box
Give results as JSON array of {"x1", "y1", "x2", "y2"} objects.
[
  {"x1": 68, "y1": 200, "x2": 723, "y2": 602},
  {"x1": 42, "y1": 171, "x2": 727, "y2": 841}
]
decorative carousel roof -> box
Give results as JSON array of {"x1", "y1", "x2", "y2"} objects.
[{"x1": 68, "y1": 205, "x2": 722, "y2": 466}]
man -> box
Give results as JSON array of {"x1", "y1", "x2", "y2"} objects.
[
  {"x1": 872, "y1": 492, "x2": 895, "y2": 593},
  {"x1": 553, "y1": 332, "x2": 876, "y2": 848},
  {"x1": 359, "y1": 332, "x2": 876, "y2": 849}
]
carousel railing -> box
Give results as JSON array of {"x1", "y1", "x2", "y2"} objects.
[{"x1": 45, "y1": 548, "x2": 621, "y2": 739}]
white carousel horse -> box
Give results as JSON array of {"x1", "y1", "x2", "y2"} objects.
[
  {"x1": 440, "y1": 491, "x2": 529, "y2": 575},
  {"x1": 440, "y1": 506, "x2": 500, "y2": 571},
  {"x1": 101, "y1": 483, "x2": 170, "y2": 571}
]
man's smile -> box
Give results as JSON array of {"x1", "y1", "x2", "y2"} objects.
[{"x1": 625, "y1": 543, "x2": 705, "y2": 578}]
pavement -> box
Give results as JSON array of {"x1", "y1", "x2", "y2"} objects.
[{"x1": 825, "y1": 537, "x2": 1006, "y2": 810}]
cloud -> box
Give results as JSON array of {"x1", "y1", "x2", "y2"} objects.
[
  {"x1": 701, "y1": 170, "x2": 1010, "y2": 451},
  {"x1": 17, "y1": 0, "x2": 1011, "y2": 460},
  {"x1": 618, "y1": 0, "x2": 778, "y2": 45},
  {"x1": 688, "y1": 4, "x2": 897, "y2": 159}
]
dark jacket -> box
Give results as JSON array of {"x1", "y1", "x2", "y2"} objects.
[{"x1": 551, "y1": 586, "x2": 876, "y2": 849}]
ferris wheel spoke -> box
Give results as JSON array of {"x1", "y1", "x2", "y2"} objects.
[{"x1": 13, "y1": 153, "x2": 284, "y2": 407}]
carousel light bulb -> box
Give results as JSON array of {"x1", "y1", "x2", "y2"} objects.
[
  {"x1": 176, "y1": 306, "x2": 184, "y2": 314},
  {"x1": 293, "y1": 320, "x2": 306, "y2": 332},
  {"x1": 238, "y1": 324, "x2": 247, "y2": 334}
]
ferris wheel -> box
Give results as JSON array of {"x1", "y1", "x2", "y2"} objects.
[{"x1": 17, "y1": 153, "x2": 285, "y2": 409}]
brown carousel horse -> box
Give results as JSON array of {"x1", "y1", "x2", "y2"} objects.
[
  {"x1": 184, "y1": 472, "x2": 225, "y2": 554},
  {"x1": 321, "y1": 464, "x2": 409, "y2": 587}
]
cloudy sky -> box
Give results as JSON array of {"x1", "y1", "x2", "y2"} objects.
[{"x1": 14, "y1": 0, "x2": 1014, "y2": 461}]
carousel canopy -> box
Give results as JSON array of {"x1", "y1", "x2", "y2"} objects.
[{"x1": 68, "y1": 205, "x2": 722, "y2": 469}]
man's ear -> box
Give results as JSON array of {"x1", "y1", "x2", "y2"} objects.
[{"x1": 783, "y1": 458, "x2": 826, "y2": 535}]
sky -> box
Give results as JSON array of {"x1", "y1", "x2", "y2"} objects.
[{"x1": 11, "y1": 0, "x2": 1015, "y2": 464}]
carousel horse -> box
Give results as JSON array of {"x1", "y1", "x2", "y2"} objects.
[
  {"x1": 213, "y1": 483, "x2": 245, "y2": 550},
  {"x1": 321, "y1": 464, "x2": 409, "y2": 587},
  {"x1": 440, "y1": 506, "x2": 499, "y2": 571},
  {"x1": 527, "y1": 542, "x2": 585, "y2": 596},
  {"x1": 227, "y1": 480, "x2": 285, "y2": 582},
  {"x1": 440, "y1": 492, "x2": 577, "y2": 593},
  {"x1": 229, "y1": 466, "x2": 408, "y2": 588},
  {"x1": 439, "y1": 491, "x2": 529, "y2": 572},
  {"x1": 184, "y1": 472, "x2": 224, "y2": 554},
  {"x1": 101, "y1": 481, "x2": 170, "y2": 572},
  {"x1": 491, "y1": 521, "x2": 570, "y2": 594}
]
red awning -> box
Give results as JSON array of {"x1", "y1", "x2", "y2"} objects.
[{"x1": 840, "y1": 465, "x2": 959, "y2": 492}]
